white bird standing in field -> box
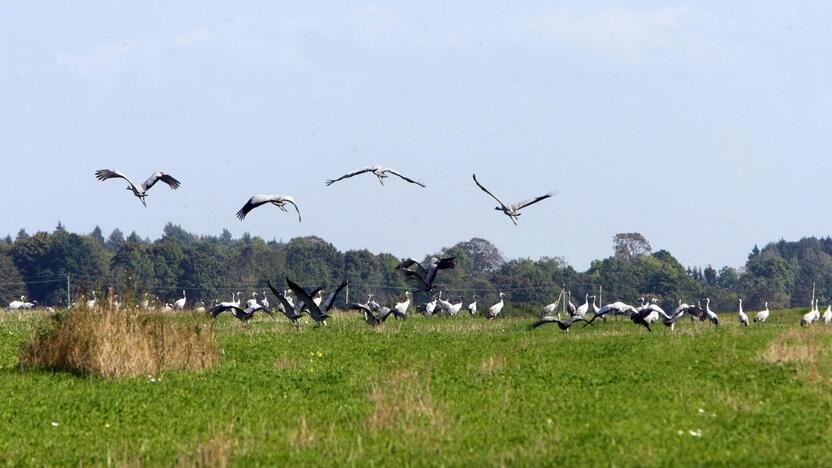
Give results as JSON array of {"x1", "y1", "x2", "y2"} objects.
[
  {"x1": 822, "y1": 305, "x2": 832, "y2": 325},
  {"x1": 195, "y1": 301, "x2": 206, "y2": 314},
  {"x1": 8, "y1": 296, "x2": 26, "y2": 309},
  {"x1": 591, "y1": 295, "x2": 601, "y2": 317},
  {"x1": 448, "y1": 297, "x2": 464, "y2": 316},
  {"x1": 705, "y1": 298, "x2": 720, "y2": 326},
  {"x1": 236, "y1": 195, "x2": 301, "y2": 222},
  {"x1": 754, "y1": 302, "x2": 770, "y2": 323},
  {"x1": 575, "y1": 294, "x2": 591, "y2": 318},
  {"x1": 541, "y1": 292, "x2": 561, "y2": 318},
  {"x1": 813, "y1": 299, "x2": 821, "y2": 323},
  {"x1": 487, "y1": 292, "x2": 506, "y2": 320},
  {"x1": 174, "y1": 290, "x2": 187, "y2": 310},
  {"x1": 738, "y1": 299, "x2": 749, "y2": 326},
  {"x1": 425, "y1": 295, "x2": 438, "y2": 316},
  {"x1": 801, "y1": 299, "x2": 820, "y2": 326},
  {"x1": 95, "y1": 169, "x2": 181, "y2": 207},
  {"x1": 394, "y1": 291, "x2": 412, "y2": 319},
  {"x1": 260, "y1": 292, "x2": 270, "y2": 310},
  {"x1": 325, "y1": 165, "x2": 426, "y2": 187},
  {"x1": 472, "y1": 174, "x2": 556, "y2": 225},
  {"x1": 86, "y1": 292, "x2": 97, "y2": 309},
  {"x1": 245, "y1": 293, "x2": 264, "y2": 312},
  {"x1": 566, "y1": 291, "x2": 577, "y2": 317},
  {"x1": 437, "y1": 296, "x2": 463, "y2": 316},
  {"x1": 468, "y1": 295, "x2": 478, "y2": 316}
]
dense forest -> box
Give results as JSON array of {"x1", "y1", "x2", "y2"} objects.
[{"x1": 1, "y1": 223, "x2": 829, "y2": 313}]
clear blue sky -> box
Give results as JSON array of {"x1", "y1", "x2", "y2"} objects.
[{"x1": 2, "y1": 1, "x2": 830, "y2": 270}]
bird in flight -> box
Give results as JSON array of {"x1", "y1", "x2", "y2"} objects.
[
  {"x1": 472, "y1": 174, "x2": 555, "y2": 225},
  {"x1": 528, "y1": 315, "x2": 589, "y2": 332},
  {"x1": 326, "y1": 165, "x2": 425, "y2": 187},
  {"x1": 396, "y1": 256, "x2": 456, "y2": 292},
  {"x1": 236, "y1": 195, "x2": 301, "y2": 222},
  {"x1": 95, "y1": 169, "x2": 181, "y2": 207}
]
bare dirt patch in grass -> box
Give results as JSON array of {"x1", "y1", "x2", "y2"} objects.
[
  {"x1": 367, "y1": 368, "x2": 448, "y2": 438},
  {"x1": 480, "y1": 353, "x2": 507, "y2": 374},
  {"x1": 760, "y1": 327, "x2": 832, "y2": 390},
  {"x1": 291, "y1": 416, "x2": 317, "y2": 450},
  {"x1": 760, "y1": 329, "x2": 822, "y2": 365},
  {"x1": 177, "y1": 428, "x2": 237, "y2": 468}
]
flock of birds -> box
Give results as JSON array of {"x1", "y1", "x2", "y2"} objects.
[
  {"x1": 12, "y1": 282, "x2": 831, "y2": 334},
  {"x1": 93, "y1": 165, "x2": 555, "y2": 225},
  {"x1": 84, "y1": 165, "x2": 552, "y2": 326},
  {"x1": 7, "y1": 165, "x2": 830, "y2": 334}
]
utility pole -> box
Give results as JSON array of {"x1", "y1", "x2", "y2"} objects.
[
  {"x1": 345, "y1": 284, "x2": 349, "y2": 305},
  {"x1": 66, "y1": 274, "x2": 71, "y2": 308}
]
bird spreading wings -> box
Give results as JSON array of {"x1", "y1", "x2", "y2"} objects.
[
  {"x1": 236, "y1": 195, "x2": 301, "y2": 222},
  {"x1": 472, "y1": 174, "x2": 555, "y2": 225},
  {"x1": 95, "y1": 169, "x2": 180, "y2": 207},
  {"x1": 325, "y1": 166, "x2": 426, "y2": 187},
  {"x1": 396, "y1": 256, "x2": 456, "y2": 291},
  {"x1": 528, "y1": 315, "x2": 589, "y2": 331}
]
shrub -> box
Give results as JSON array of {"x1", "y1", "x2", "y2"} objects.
[{"x1": 19, "y1": 308, "x2": 218, "y2": 378}]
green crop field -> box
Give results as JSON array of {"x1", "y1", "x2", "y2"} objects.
[{"x1": 1, "y1": 309, "x2": 830, "y2": 466}]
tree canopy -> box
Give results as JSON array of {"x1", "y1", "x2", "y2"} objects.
[{"x1": 0, "y1": 224, "x2": 827, "y2": 313}]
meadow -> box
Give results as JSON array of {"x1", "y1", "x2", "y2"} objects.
[{"x1": 0, "y1": 308, "x2": 830, "y2": 466}]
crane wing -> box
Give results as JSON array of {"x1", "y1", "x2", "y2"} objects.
[
  {"x1": 425, "y1": 257, "x2": 456, "y2": 286},
  {"x1": 385, "y1": 168, "x2": 426, "y2": 187},
  {"x1": 236, "y1": 196, "x2": 275, "y2": 220},
  {"x1": 322, "y1": 280, "x2": 349, "y2": 312},
  {"x1": 528, "y1": 316, "x2": 559, "y2": 330},
  {"x1": 325, "y1": 167, "x2": 375, "y2": 186},
  {"x1": 280, "y1": 196, "x2": 302, "y2": 222},
  {"x1": 95, "y1": 169, "x2": 140, "y2": 191},
  {"x1": 564, "y1": 316, "x2": 587, "y2": 326},
  {"x1": 209, "y1": 304, "x2": 247, "y2": 318},
  {"x1": 512, "y1": 191, "x2": 556, "y2": 211},
  {"x1": 688, "y1": 306, "x2": 708, "y2": 321},
  {"x1": 268, "y1": 280, "x2": 303, "y2": 319},
  {"x1": 286, "y1": 277, "x2": 326, "y2": 321},
  {"x1": 472, "y1": 174, "x2": 509, "y2": 210},
  {"x1": 142, "y1": 172, "x2": 180, "y2": 191}
]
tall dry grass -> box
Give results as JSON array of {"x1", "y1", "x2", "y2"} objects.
[{"x1": 19, "y1": 307, "x2": 218, "y2": 378}]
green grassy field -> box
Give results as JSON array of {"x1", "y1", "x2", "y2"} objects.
[{"x1": 1, "y1": 308, "x2": 830, "y2": 466}]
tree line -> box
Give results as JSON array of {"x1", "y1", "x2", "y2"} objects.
[{"x1": 1, "y1": 222, "x2": 828, "y2": 313}]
